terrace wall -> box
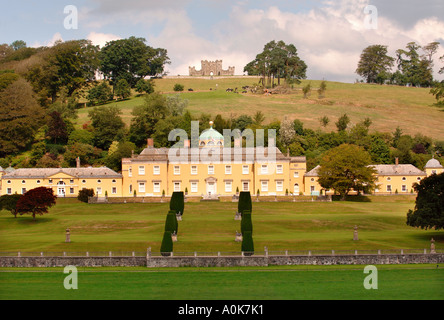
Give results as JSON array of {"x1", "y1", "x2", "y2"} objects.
[{"x1": 1, "y1": 253, "x2": 443, "y2": 268}]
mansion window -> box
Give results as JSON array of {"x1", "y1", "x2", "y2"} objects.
[
  {"x1": 21, "y1": 180, "x2": 26, "y2": 184},
  {"x1": 96, "y1": 187, "x2": 102, "y2": 195},
  {"x1": 293, "y1": 172, "x2": 299, "y2": 178},
  {"x1": 242, "y1": 165, "x2": 249, "y2": 174},
  {"x1": 387, "y1": 177, "x2": 391, "y2": 181},
  {"x1": 174, "y1": 182, "x2": 181, "y2": 192},
  {"x1": 49, "y1": 179, "x2": 53, "y2": 184},
  {"x1": 276, "y1": 164, "x2": 283, "y2": 174},
  {"x1": 70, "y1": 179, "x2": 74, "y2": 184},
  {"x1": 310, "y1": 186, "x2": 315, "y2": 192},
  {"x1": 153, "y1": 166, "x2": 160, "y2": 175},
  {"x1": 225, "y1": 165, "x2": 232, "y2": 174},
  {"x1": 208, "y1": 165, "x2": 214, "y2": 175},
  {"x1": 112, "y1": 187, "x2": 117, "y2": 194},
  {"x1": 261, "y1": 181, "x2": 268, "y2": 192},
  {"x1": 22, "y1": 188, "x2": 26, "y2": 194},
  {"x1": 138, "y1": 182, "x2": 145, "y2": 193},
  {"x1": 174, "y1": 166, "x2": 180, "y2": 175},
  {"x1": 139, "y1": 166, "x2": 145, "y2": 175},
  {"x1": 225, "y1": 181, "x2": 232, "y2": 193},
  {"x1": 191, "y1": 182, "x2": 198, "y2": 193},
  {"x1": 70, "y1": 188, "x2": 75, "y2": 194},
  {"x1": 153, "y1": 182, "x2": 160, "y2": 193},
  {"x1": 261, "y1": 165, "x2": 268, "y2": 174},
  {"x1": 36, "y1": 180, "x2": 41, "y2": 184},
  {"x1": 402, "y1": 177, "x2": 406, "y2": 181},
  {"x1": 401, "y1": 185, "x2": 407, "y2": 192},
  {"x1": 82, "y1": 180, "x2": 86, "y2": 184},
  {"x1": 7, "y1": 180, "x2": 11, "y2": 184},
  {"x1": 432, "y1": 170, "x2": 437, "y2": 174},
  {"x1": 7, "y1": 188, "x2": 12, "y2": 194},
  {"x1": 242, "y1": 182, "x2": 249, "y2": 192},
  {"x1": 128, "y1": 166, "x2": 132, "y2": 177},
  {"x1": 191, "y1": 165, "x2": 198, "y2": 175},
  {"x1": 276, "y1": 181, "x2": 283, "y2": 192},
  {"x1": 97, "y1": 179, "x2": 101, "y2": 184},
  {"x1": 387, "y1": 185, "x2": 392, "y2": 192}
]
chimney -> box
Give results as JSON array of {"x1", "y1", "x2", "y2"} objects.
[
  {"x1": 395, "y1": 157, "x2": 399, "y2": 165},
  {"x1": 76, "y1": 157, "x2": 80, "y2": 168},
  {"x1": 184, "y1": 139, "x2": 190, "y2": 148},
  {"x1": 147, "y1": 138, "x2": 154, "y2": 148}
]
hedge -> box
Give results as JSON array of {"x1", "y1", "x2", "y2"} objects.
[
  {"x1": 241, "y1": 210, "x2": 253, "y2": 234},
  {"x1": 165, "y1": 210, "x2": 178, "y2": 233},
  {"x1": 241, "y1": 231, "x2": 254, "y2": 256},
  {"x1": 160, "y1": 231, "x2": 173, "y2": 256},
  {"x1": 170, "y1": 191, "x2": 185, "y2": 215},
  {"x1": 238, "y1": 191, "x2": 252, "y2": 215}
]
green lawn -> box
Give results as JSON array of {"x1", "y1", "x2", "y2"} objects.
[
  {"x1": 76, "y1": 78, "x2": 444, "y2": 140},
  {"x1": 0, "y1": 196, "x2": 442, "y2": 254},
  {"x1": 0, "y1": 265, "x2": 442, "y2": 300}
]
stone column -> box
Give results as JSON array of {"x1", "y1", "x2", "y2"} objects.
[
  {"x1": 65, "y1": 228, "x2": 70, "y2": 243},
  {"x1": 353, "y1": 225, "x2": 359, "y2": 241}
]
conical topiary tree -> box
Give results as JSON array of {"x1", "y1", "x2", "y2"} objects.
[
  {"x1": 165, "y1": 210, "x2": 178, "y2": 233},
  {"x1": 241, "y1": 231, "x2": 254, "y2": 256},
  {"x1": 170, "y1": 191, "x2": 185, "y2": 215},
  {"x1": 241, "y1": 210, "x2": 253, "y2": 234},
  {"x1": 160, "y1": 231, "x2": 173, "y2": 256},
  {"x1": 238, "y1": 191, "x2": 252, "y2": 215}
]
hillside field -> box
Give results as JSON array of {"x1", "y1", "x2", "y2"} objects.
[{"x1": 76, "y1": 77, "x2": 444, "y2": 140}]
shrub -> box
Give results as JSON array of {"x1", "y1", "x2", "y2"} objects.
[
  {"x1": 164, "y1": 210, "x2": 178, "y2": 233},
  {"x1": 241, "y1": 210, "x2": 253, "y2": 234},
  {"x1": 160, "y1": 231, "x2": 173, "y2": 256},
  {"x1": 173, "y1": 83, "x2": 184, "y2": 92},
  {"x1": 170, "y1": 191, "x2": 184, "y2": 215},
  {"x1": 77, "y1": 188, "x2": 94, "y2": 203},
  {"x1": 241, "y1": 231, "x2": 254, "y2": 256},
  {"x1": 238, "y1": 191, "x2": 252, "y2": 215}
]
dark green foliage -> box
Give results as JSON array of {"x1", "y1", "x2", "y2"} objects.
[
  {"x1": 241, "y1": 231, "x2": 254, "y2": 256},
  {"x1": 173, "y1": 83, "x2": 184, "y2": 92},
  {"x1": 87, "y1": 81, "x2": 113, "y2": 106},
  {"x1": 170, "y1": 191, "x2": 184, "y2": 215},
  {"x1": 77, "y1": 188, "x2": 94, "y2": 203},
  {"x1": 0, "y1": 194, "x2": 22, "y2": 217},
  {"x1": 238, "y1": 191, "x2": 252, "y2": 215},
  {"x1": 241, "y1": 211, "x2": 253, "y2": 234},
  {"x1": 160, "y1": 231, "x2": 173, "y2": 256},
  {"x1": 164, "y1": 210, "x2": 178, "y2": 233},
  {"x1": 407, "y1": 172, "x2": 444, "y2": 230}
]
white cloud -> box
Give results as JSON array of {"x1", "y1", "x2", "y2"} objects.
[{"x1": 86, "y1": 32, "x2": 121, "y2": 48}]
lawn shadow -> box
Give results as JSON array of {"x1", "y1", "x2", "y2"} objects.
[
  {"x1": 14, "y1": 216, "x2": 55, "y2": 225},
  {"x1": 331, "y1": 195, "x2": 371, "y2": 202}
]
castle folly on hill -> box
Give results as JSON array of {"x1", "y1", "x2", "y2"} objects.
[
  {"x1": 0, "y1": 123, "x2": 443, "y2": 199},
  {"x1": 189, "y1": 60, "x2": 235, "y2": 76}
]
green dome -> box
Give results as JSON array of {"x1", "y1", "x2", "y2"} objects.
[{"x1": 199, "y1": 121, "x2": 224, "y2": 146}]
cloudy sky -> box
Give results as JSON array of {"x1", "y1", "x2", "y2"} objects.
[{"x1": 1, "y1": 0, "x2": 443, "y2": 82}]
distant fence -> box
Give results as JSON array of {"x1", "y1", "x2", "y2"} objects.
[{"x1": 1, "y1": 249, "x2": 443, "y2": 268}]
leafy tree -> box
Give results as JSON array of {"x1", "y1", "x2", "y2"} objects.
[
  {"x1": 64, "y1": 142, "x2": 102, "y2": 167},
  {"x1": 396, "y1": 42, "x2": 433, "y2": 87},
  {"x1": 335, "y1": 114, "x2": 350, "y2": 132},
  {"x1": 356, "y1": 45, "x2": 395, "y2": 83},
  {"x1": 129, "y1": 92, "x2": 169, "y2": 147},
  {"x1": 16, "y1": 187, "x2": 57, "y2": 221},
  {"x1": 368, "y1": 136, "x2": 391, "y2": 164},
  {"x1": 100, "y1": 37, "x2": 170, "y2": 87},
  {"x1": 77, "y1": 188, "x2": 94, "y2": 203},
  {"x1": 173, "y1": 83, "x2": 184, "y2": 92},
  {"x1": 87, "y1": 81, "x2": 113, "y2": 105},
  {"x1": 406, "y1": 172, "x2": 444, "y2": 230},
  {"x1": 0, "y1": 194, "x2": 22, "y2": 217},
  {"x1": 0, "y1": 78, "x2": 44, "y2": 156},
  {"x1": 317, "y1": 144, "x2": 377, "y2": 199},
  {"x1": 319, "y1": 116, "x2": 330, "y2": 128},
  {"x1": 252, "y1": 111, "x2": 265, "y2": 126},
  {"x1": 232, "y1": 115, "x2": 253, "y2": 132},
  {"x1": 11, "y1": 40, "x2": 27, "y2": 51},
  {"x1": 47, "y1": 111, "x2": 68, "y2": 144},
  {"x1": 317, "y1": 80, "x2": 327, "y2": 98},
  {"x1": 279, "y1": 117, "x2": 296, "y2": 147},
  {"x1": 88, "y1": 105, "x2": 125, "y2": 149},
  {"x1": 166, "y1": 94, "x2": 188, "y2": 116},
  {"x1": 105, "y1": 141, "x2": 136, "y2": 172},
  {"x1": 114, "y1": 78, "x2": 131, "y2": 100},
  {"x1": 135, "y1": 78, "x2": 155, "y2": 94},
  {"x1": 302, "y1": 82, "x2": 311, "y2": 98},
  {"x1": 430, "y1": 81, "x2": 444, "y2": 107}
]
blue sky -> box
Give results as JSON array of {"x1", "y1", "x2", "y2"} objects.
[{"x1": 1, "y1": 0, "x2": 443, "y2": 82}]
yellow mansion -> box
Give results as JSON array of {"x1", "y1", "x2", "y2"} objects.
[{"x1": 0, "y1": 124, "x2": 443, "y2": 198}]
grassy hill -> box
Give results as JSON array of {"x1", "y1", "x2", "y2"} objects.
[{"x1": 76, "y1": 77, "x2": 444, "y2": 140}]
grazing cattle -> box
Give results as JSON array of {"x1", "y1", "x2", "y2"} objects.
[
  {"x1": 242, "y1": 91, "x2": 247, "y2": 94},
  {"x1": 226, "y1": 88, "x2": 233, "y2": 92},
  {"x1": 188, "y1": 88, "x2": 194, "y2": 91}
]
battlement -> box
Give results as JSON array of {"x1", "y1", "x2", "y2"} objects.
[{"x1": 189, "y1": 59, "x2": 235, "y2": 76}]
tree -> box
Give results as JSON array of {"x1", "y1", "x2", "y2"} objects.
[
  {"x1": 173, "y1": 83, "x2": 184, "y2": 92},
  {"x1": 170, "y1": 191, "x2": 185, "y2": 216},
  {"x1": 114, "y1": 79, "x2": 131, "y2": 100},
  {"x1": 100, "y1": 37, "x2": 170, "y2": 87},
  {"x1": 356, "y1": 45, "x2": 395, "y2": 84},
  {"x1": 160, "y1": 231, "x2": 173, "y2": 256},
  {"x1": 238, "y1": 191, "x2": 252, "y2": 215},
  {"x1": 302, "y1": 82, "x2": 311, "y2": 98},
  {"x1": 241, "y1": 210, "x2": 253, "y2": 234},
  {"x1": 47, "y1": 111, "x2": 68, "y2": 144},
  {"x1": 241, "y1": 231, "x2": 254, "y2": 256},
  {"x1": 164, "y1": 210, "x2": 178, "y2": 234},
  {"x1": 88, "y1": 105, "x2": 125, "y2": 150},
  {"x1": 317, "y1": 80, "x2": 327, "y2": 98},
  {"x1": 16, "y1": 187, "x2": 57, "y2": 221},
  {"x1": 166, "y1": 94, "x2": 188, "y2": 116},
  {"x1": 77, "y1": 188, "x2": 94, "y2": 203},
  {"x1": 406, "y1": 172, "x2": 444, "y2": 230},
  {"x1": 396, "y1": 42, "x2": 433, "y2": 87},
  {"x1": 317, "y1": 144, "x2": 377, "y2": 199},
  {"x1": 252, "y1": 111, "x2": 265, "y2": 126},
  {"x1": 335, "y1": 114, "x2": 350, "y2": 132},
  {"x1": 10, "y1": 40, "x2": 27, "y2": 51},
  {"x1": 430, "y1": 81, "x2": 444, "y2": 107},
  {"x1": 279, "y1": 117, "x2": 296, "y2": 147},
  {"x1": 319, "y1": 116, "x2": 330, "y2": 128},
  {"x1": 0, "y1": 77, "x2": 44, "y2": 156},
  {"x1": 87, "y1": 81, "x2": 113, "y2": 105},
  {"x1": 0, "y1": 194, "x2": 22, "y2": 218},
  {"x1": 105, "y1": 141, "x2": 136, "y2": 172},
  {"x1": 135, "y1": 78, "x2": 155, "y2": 95}
]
